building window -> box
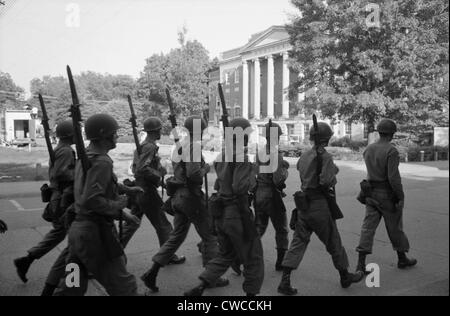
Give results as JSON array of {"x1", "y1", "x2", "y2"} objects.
[
  {"x1": 226, "y1": 107, "x2": 232, "y2": 118},
  {"x1": 287, "y1": 124, "x2": 294, "y2": 136},
  {"x1": 363, "y1": 124, "x2": 369, "y2": 139},
  {"x1": 235, "y1": 106, "x2": 241, "y2": 117},
  {"x1": 224, "y1": 73, "x2": 229, "y2": 85},
  {"x1": 235, "y1": 69, "x2": 240, "y2": 84},
  {"x1": 304, "y1": 123, "x2": 310, "y2": 136},
  {"x1": 345, "y1": 122, "x2": 352, "y2": 135}
]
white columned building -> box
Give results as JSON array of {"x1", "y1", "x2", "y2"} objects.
[{"x1": 216, "y1": 25, "x2": 366, "y2": 144}]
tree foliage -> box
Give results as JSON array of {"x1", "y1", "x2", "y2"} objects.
[
  {"x1": 287, "y1": 0, "x2": 449, "y2": 135},
  {"x1": 0, "y1": 71, "x2": 25, "y2": 111}
]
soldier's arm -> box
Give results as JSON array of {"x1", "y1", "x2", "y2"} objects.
[
  {"x1": 81, "y1": 160, "x2": 122, "y2": 219},
  {"x1": 186, "y1": 160, "x2": 205, "y2": 186},
  {"x1": 53, "y1": 147, "x2": 75, "y2": 184},
  {"x1": 272, "y1": 154, "x2": 289, "y2": 188},
  {"x1": 136, "y1": 144, "x2": 164, "y2": 183},
  {"x1": 232, "y1": 161, "x2": 257, "y2": 195},
  {"x1": 387, "y1": 148, "x2": 405, "y2": 201},
  {"x1": 319, "y1": 153, "x2": 338, "y2": 187}
]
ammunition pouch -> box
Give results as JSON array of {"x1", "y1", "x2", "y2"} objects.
[
  {"x1": 294, "y1": 191, "x2": 309, "y2": 212},
  {"x1": 357, "y1": 180, "x2": 373, "y2": 205},
  {"x1": 165, "y1": 176, "x2": 185, "y2": 197},
  {"x1": 42, "y1": 203, "x2": 54, "y2": 223},
  {"x1": 40, "y1": 183, "x2": 52, "y2": 203}
]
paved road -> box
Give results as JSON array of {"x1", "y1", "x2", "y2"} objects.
[{"x1": 0, "y1": 161, "x2": 448, "y2": 296}]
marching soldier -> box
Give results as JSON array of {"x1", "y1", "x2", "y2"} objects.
[
  {"x1": 14, "y1": 120, "x2": 75, "y2": 284},
  {"x1": 254, "y1": 122, "x2": 290, "y2": 271},
  {"x1": 141, "y1": 116, "x2": 227, "y2": 293},
  {"x1": 356, "y1": 119, "x2": 417, "y2": 273},
  {"x1": 55, "y1": 114, "x2": 141, "y2": 296},
  {"x1": 121, "y1": 117, "x2": 185, "y2": 265},
  {"x1": 278, "y1": 122, "x2": 363, "y2": 295},
  {"x1": 184, "y1": 118, "x2": 264, "y2": 297}
]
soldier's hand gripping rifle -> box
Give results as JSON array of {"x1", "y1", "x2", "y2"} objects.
[
  {"x1": 39, "y1": 94, "x2": 56, "y2": 165},
  {"x1": 312, "y1": 114, "x2": 343, "y2": 220}
]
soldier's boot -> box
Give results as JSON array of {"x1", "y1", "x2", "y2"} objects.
[
  {"x1": 141, "y1": 263, "x2": 161, "y2": 293},
  {"x1": 184, "y1": 281, "x2": 207, "y2": 296},
  {"x1": 277, "y1": 268, "x2": 298, "y2": 296},
  {"x1": 356, "y1": 253, "x2": 370, "y2": 275},
  {"x1": 231, "y1": 258, "x2": 242, "y2": 276},
  {"x1": 14, "y1": 255, "x2": 35, "y2": 283},
  {"x1": 41, "y1": 283, "x2": 56, "y2": 296},
  {"x1": 397, "y1": 252, "x2": 417, "y2": 269},
  {"x1": 168, "y1": 254, "x2": 186, "y2": 265},
  {"x1": 339, "y1": 269, "x2": 364, "y2": 289},
  {"x1": 275, "y1": 249, "x2": 286, "y2": 271},
  {"x1": 206, "y1": 277, "x2": 230, "y2": 288}
]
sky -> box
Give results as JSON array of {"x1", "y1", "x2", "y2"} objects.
[{"x1": 0, "y1": 0, "x2": 297, "y2": 95}]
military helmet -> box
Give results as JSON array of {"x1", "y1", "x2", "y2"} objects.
[
  {"x1": 309, "y1": 122, "x2": 334, "y2": 142},
  {"x1": 55, "y1": 120, "x2": 74, "y2": 138},
  {"x1": 264, "y1": 121, "x2": 283, "y2": 138},
  {"x1": 229, "y1": 118, "x2": 252, "y2": 130},
  {"x1": 377, "y1": 119, "x2": 397, "y2": 134},
  {"x1": 144, "y1": 117, "x2": 162, "y2": 132},
  {"x1": 85, "y1": 114, "x2": 120, "y2": 140},
  {"x1": 184, "y1": 116, "x2": 207, "y2": 134}
]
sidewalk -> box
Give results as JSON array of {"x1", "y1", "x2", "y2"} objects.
[{"x1": 0, "y1": 181, "x2": 41, "y2": 199}]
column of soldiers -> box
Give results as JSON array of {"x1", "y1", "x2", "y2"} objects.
[{"x1": 9, "y1": 106, "x2": 417, "y2": 295}]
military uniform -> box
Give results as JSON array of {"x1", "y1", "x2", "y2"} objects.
[
  {"x1": 254, "y1": 148, "x2": 289, "y2": 269},
  {"x1": 121, "y1": 139, "x2": 172, "y2": 247},
  {"x1": 356, "y1": 142, "x2": 410, "y2": 255},
  {"x1": 14, "y1": 142, "x2": 75, "y2": 284},
  {"x1": 152, "y1": 141, "x2": 218, "y2": 266},
  {"x1": 196, "y1": 150, "x2": 264, "y2": 296},
  {"x1": 55, "y1": 145, "x2": 137, "y2": 296},
  {"x1": 282, "y1": 149, "x2": 349, "y2": 271}
]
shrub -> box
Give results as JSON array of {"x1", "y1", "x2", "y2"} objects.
[{"x1": 330, "y1": 136, "x2": 367, "y2": 151}]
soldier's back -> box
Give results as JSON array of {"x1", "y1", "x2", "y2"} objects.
[{"x1": 364, "y1": 142, "x2": 398, "y2": 182}]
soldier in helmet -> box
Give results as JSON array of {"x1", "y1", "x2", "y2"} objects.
[
  {"x1": 254, "y1": 121, "x2": 290, "y2": 271},
  {"x1": 120, "y1": 117, "x2": 185, "y2": 265},
  {"x1": 14, "y1": 120, "x2": 76, "y2": 289},
  {"x1": 55, "y1": 114, "x2": 142, "y2": 296},
  {"x1": 141, "y1": 116, "x2": 228, "y2": 293},
  {"x1": 184, "y1": 118, "x2": 264, "y2": 297},
  {"x1": 355, "y1": 119, "x2": 416, "y2": 274},
  {"x1": 278, "y1": 121, "x2": 364, "y2": 295}
]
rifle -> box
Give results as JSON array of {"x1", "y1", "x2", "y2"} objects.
[
  {"x1": 312, "y1": 114, "x2": 343, "y2": 220},
  {"x1": 201, "y1": 110, "x2": 209, "y2": 209},
  {"x1": 127, "y1": 95, "x2": 141, "y2": 155},
  {"x1": 38, "y1": 94, "x2": 55, "y2": 165},
  {"x1": 217, "y1": 83, "x2": 229, "y2": 129}
]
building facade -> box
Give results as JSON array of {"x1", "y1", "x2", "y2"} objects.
[{"x1": 208, "y1": 25, "x2": 366, "y2": 144}]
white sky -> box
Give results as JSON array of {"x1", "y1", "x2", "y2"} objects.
[{"x1": 0, "y1": 0, "x2": 296, "y2": 94}]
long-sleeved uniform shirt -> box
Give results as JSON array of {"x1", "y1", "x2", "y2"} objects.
[
  {"x1": 132, "y1": 139, "x2": 165, "y2": 185},
  {"x1": 297, "y1": 148, "x2": 339, "y2": 191},
  {"x1": 49, "y1": 142, "x2": 76, "y2": 189},
  {"x1": 363, "y1": 141, "x2": 404, "y2": 201},
  {"x1": 256, "y1": 147, "x2": 289, "y2": 189},
  {"x1": 74, "y1": 146, "x2": 124, "y2": 221},
  {"x1": 214, "y1": 150, "x2": 257, "y2": 200},
  {"x1": 172, "y1": 141, "x2": 207, "y2": 191}
]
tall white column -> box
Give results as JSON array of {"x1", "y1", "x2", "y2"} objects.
[
  {"x1": 253, "y1": 58, "x2": 261, "y2": 120},
  {"x1": 242, "y1": 60, "x2": 249, "y2": 119},
  {"x1": 282, "y1": 52, "x2": 290, "y2": 119},
  {"x1": 267, "y1": 55, "x2": 274, "y2": 119}
]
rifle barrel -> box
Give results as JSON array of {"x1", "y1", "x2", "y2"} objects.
[{"x1": 38, "y1": 94, "x2": 56, "y2": 165}]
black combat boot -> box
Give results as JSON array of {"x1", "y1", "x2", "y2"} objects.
[
  {"x1": 206, "y1": 277, "x2": 230, "y2": 288},
  {"x1": 184, "y1": 281, "x2": 207, "y2": 296},
  {"x1": 141, "y1": 263, "x2": 161, "y2": 293},
  {"x1": 14, "y1": 255, "x2": 34, "y2": 283},
  {"x1": 168, "y1": 254, "x2": 186, "y2": 265},
  {"x1": 339, "y1": 269, "x2": 364, "y2": 289},
  {"x1": 275, "y1": 249, "x2": 286, "y2": 271},
  {"x1": 356, "y1": 252, "x2": 370, "y2": 275},
  {"x1": 41, "y1": 283, "x2": 57, "y2": 296},
  {"x1": 277, "y1": 268, "x2": 298, "y2": 296},
  {"x1": 397, "y1": 252, "x2": 417, "y2": 269}
]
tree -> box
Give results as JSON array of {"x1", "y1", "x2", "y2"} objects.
[
  {"x1": 287, "y1": 0, "x2": 449, "y2": 136},
  {"x1": 137, "y1": 29, "x2": 213, "y2": 119},
  {"x1": 0, "y1": 71, "x2": 25, "y2": 111}
]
